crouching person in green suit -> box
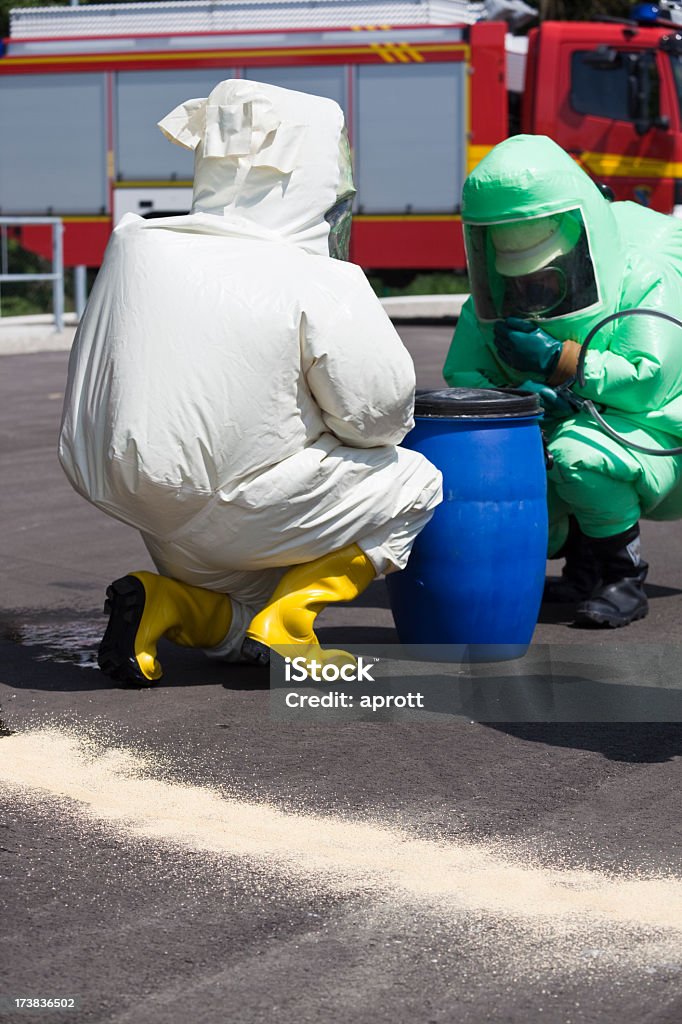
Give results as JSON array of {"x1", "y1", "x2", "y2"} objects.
[{"x1": 443, "y1": 134, "x2": 682, "y2": 628}]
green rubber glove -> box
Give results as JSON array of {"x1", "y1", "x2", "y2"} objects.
[
  {"x1": 493, "y1": 317, "x2": 563, "y2": 379},
  {"x1": 516, "y1": 380, "x2": 575, "y2": 417}
]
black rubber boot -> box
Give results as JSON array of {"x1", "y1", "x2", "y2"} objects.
[
  {"x1": 98, "y1": 575, "x2": 149, "y2": 685},
  {"x1": 574, "y1": 524, "x2": 649, "y2": 628},
  {"x1": 543, "y1": 517, "x2": 602, "y2": 603}
]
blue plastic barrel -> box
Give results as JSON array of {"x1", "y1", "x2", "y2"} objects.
[{"x1": 386, "y1": 387, "x2": 547, "y2": 662}]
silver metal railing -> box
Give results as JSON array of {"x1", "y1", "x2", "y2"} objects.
[{"x1": 0, "y1": 216, "x2": 65, "y2": 332}]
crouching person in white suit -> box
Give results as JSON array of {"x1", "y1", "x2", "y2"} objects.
[{"x1": 59, "y1": 80, "x2": 443, "y2": 683}]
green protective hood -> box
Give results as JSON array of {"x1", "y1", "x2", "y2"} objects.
[
  {"x1": 462, "y1": 135, "x2": 622, "y2": 341},
  {"x1": 446, "y1": 134, "x2": 682, "y2": 533}
]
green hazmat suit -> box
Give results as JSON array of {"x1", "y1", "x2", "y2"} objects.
[{"x1": 443, "y1": 134, "x2": 682, "y2": 555}]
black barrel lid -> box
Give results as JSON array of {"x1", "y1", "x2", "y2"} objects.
[{"x1": 414, "y1": 387, "x2": 541, "y2": 418}]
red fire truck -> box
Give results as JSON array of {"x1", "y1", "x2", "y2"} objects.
[{"x1": 2, "y1": 0, "x2": 682, "y2": 272}]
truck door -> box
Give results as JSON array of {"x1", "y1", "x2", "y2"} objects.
[{"x1": 527, "y1": 25, "x2": 679, "y2": 214}]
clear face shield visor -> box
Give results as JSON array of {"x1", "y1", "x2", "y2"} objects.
[
  {"x1": 465, "y1": 209, "x2": 599, "y2": 322},
  {"x1": 325, "y1": 128, "x2": 356, "y2": 261}
]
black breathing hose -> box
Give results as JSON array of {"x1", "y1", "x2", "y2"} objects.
[{"x1": 575, "y1": 307, "x2": 682, "y2": 457}]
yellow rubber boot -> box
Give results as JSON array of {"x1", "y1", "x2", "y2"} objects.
[
  {"x1": 98, "y1": 571, "x2": 232, "y2": 685},
  {"x1": 243, "y1": 544, "x2": 376, "y2": 668}
]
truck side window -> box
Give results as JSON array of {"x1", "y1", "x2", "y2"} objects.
[{"x1": 570, "y1": 50, "x2": 660, "y2": 124}]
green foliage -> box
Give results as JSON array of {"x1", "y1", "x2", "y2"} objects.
[
  {"x1": 0, "y1": 238, "x2": 49, "y2": 316},
  {"x1": 0, "y1": 237, "x2": 77, "y2": 317},
  {"x1": 368, "y1": 272, "x2": 470, "y2": 298}
]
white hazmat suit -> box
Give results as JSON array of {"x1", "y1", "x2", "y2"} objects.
[{"x1": 59, "y1": 80, "x2": 442, "y2": 659}]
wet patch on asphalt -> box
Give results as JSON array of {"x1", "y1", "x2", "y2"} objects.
[{"x1": 0, "y1": 609, "x2": 104, "y2": 671}]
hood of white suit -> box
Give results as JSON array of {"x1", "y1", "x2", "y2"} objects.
[{"x1": 158, "y1": 78, "x2": 349, "y2": 258}]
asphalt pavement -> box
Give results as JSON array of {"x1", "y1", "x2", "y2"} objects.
[{"x1": 1, "y1": 328, "x2": 681, "y2": 1024}]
